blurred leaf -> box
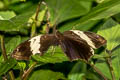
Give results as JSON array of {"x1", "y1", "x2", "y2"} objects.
[
  {"x1": 20, "y1": 62, "x2": 26, "y2": 69},
  {"x1": 10, "y1": 0, "x2": 20, "y2": 4},
  {"x1": 59, "y1": 20, "x2": 99, "y2": 32},
  {"x1": 0, "y1": 11, "x2": 16, "y2": 20},
  {"x1": 0, "y1": 5, "x2": 37, "y2": 32},
  {"x1": 5, "y1": 36, "x2": 21, "y2": 54},
  {"x1": 95, "y1": 47, "x2": 120, "y2": 80},
  {"x1": 95, "y1": 58, "x2": 112, "y2": 79},
  {"x1": 114, "y1": 13, "x2": 120, "y2": 22},
  {"x1": 101, "y1": 18, "x2": 118, "y2": 29},
  {"x1": 111, "y1": 47, "x2": 120, "y2": 80},
  {"x1": 29, "y1": 69, "x2": 66, "y2": 80},
  {"x1": 0, "y1": 55, "x2": 4, "y2": 63},
  {"x1": 9, "y1": 2, "x2": 35, "y2": 13},
  {"x1": 86, "y1": 71, "x2": 101, "y2": 80},
  {"x1": 0, "y1": 1, "x2": 4, "y2": 9},
  {"x1": 0, "y1": 76, "x2": 2, "y2": 80},
  {"x1": 32, "y1": 46, "x2": 69, "y2": 63},
  {"x1": 0, "y1": 58, "x2": 17, "y2": 76},
  {"x1": 70, "y1": 0, "x2": 120, "y2": 29},
  {"x1": 98, "y1": 24, "x2": 120, "y2": 50},
  {"x1": 28, "y1": 6, "x2": 47, "y2": 26},
  {"x1": 68, "y1": 61, "x2": 86, "y2": 80},
  {"x1": 45, "y1": 0, "x2": 92, "y2": 25},
  {"x1": 15, "y1": 61, "x2": 26, "y2": 70},
  {"x1": 95, "y1": 20, "x2": 120, "y2": 79}
]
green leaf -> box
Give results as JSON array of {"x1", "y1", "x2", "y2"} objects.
[
  {"x1": 32, "y1": 46, "x2": 69, "y2": 63},
  {"x1": 86, "y1": 71, "x2": 101, "y2": 80},
  {"x1": 95, "y1": 58, "x2": 112, "y2": 79},
  {"x1": 0, "y1": 1, "x2": 4, "y2": 9},
  {"x1": 95, "y1": 47, "x2": 120, "y2": 80},
  {"x1": 114, "y1": 13, "x2": 120, "y2": 22},
  {"x1": 5, "y1": 36, "x2": 21, "y2": 54},
  {"x1": 29, "y1": 69, "x2": 66, "y2": 80},
  {"x1": 0, "y1": 5, "x2": 37, "y2": 32},
  {"x1": 101, "y1": 18, "x2": 118, "y2": 29},
  {"x1": 0, "y1": 58, "x2": 17, "y2": 76},
  {"x1": 98, "y1": 24, "x2": 120, "y2": 50},
  {"x1": 59, "y1": 20, "x2": 99, "y2": 32},
  {"x1": 111, "y1": 47, "x2": 120, "y2": 80},
  {"x1": 0, "y1": 11, "x2": 16, "y2": 20},
  {"x1": 9, "y1": 2, "x2": 35, "y2": 13},
  {"x1": 68, "y1": 61, "x2": 86, "y2": 80},
  {"x1": 95, "y1": 19, "x2": 120, "y2": 79},
  {"x1": 28, "y1": 6, "x2": 47, "y2": 27},
  {"x1": 45, "y1": 0, "x2": 92, "y2": 25},
  {"x1": 71, "y1": 0, "x2": 120, "y2": 28},
  {"x1": 0, "y1": 55, "x2": 4, "y2": 63}
]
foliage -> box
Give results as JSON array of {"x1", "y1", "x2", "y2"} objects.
[{"x1": 0, "y1": 0, "x2": 120, "y2": 80}]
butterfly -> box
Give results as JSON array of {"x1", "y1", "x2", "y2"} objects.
[{"x1": 11, "y1": 30, "x2": 107, "y2": 61}]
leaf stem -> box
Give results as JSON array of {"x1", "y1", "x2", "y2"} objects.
[
  {"x1": 46, "y1": 9, "x2": 50, "y2": 34},
  {"x1": 0, "y1": 35, "x2": 8, "y2": 60},
  {"x1": 22, "y1": 62, "x2": 37, "y2": 80},
  {"x1": 0, "y1": 35, "x2": 15, "y2": 80},
  {"x1": 90, "y1": 63, "x2": 107, "y2": 80},
  {"x1": 31, "y1": 1, "x2": 42, "y2": 37},
  {"x1": 31, "y1": 23, "x2": 36, "y2": 37},
  {"x1": 105, "y1": 49, "x2": 115, "y2": 80},
  {"x1": 84, "y1": 61, "x2": 107, "y2": 80},
  {"x1": 42, "y1": 1, "x2": 50, "y2": 34}
]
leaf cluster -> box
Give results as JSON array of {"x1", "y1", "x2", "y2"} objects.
[{"x1": 0, "y1": 0, "x2": 120, "y2": 80}]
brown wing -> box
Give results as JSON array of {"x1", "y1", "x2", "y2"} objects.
[
  {"x1": 11, "y1": 34, "x2": 58, "y2": 60},
  {"x1": 63, "y1": 30, "x2": 107, "y2": 49},
  {"x1": 60, "y1": 37, "x2": 94, "y2": 61},
  {"x1": 60, "y1": 30, "x2": 107, "y2": 61},
  {"x1": 11, "y1": 40, "x2": 32, "y2": 60},
  {"x1": 55, "y1": 31, "x2": 93, "y2": 61},
  {"x1": 84, "y1": 31, "x2": 107, "y2": 48}
]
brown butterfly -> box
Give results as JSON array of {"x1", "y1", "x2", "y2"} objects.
[{"x1": 11, "y1": 30, "x2": 106, "y2": 61}]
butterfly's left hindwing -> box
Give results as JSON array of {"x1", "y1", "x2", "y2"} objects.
[
  {"x1": 12, "y1": 34, "x2": 58, "y2": 60},
  {"x1": 12, "y1": 40, "x2": 32, "y2": 60}
]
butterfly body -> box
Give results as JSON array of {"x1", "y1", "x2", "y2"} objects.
[{"x1": 12, "y1": 30, "x2": 106, "y2": 61}]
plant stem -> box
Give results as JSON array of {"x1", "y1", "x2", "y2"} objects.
[
  {"x1": 0, "y1": 35, "x2": 8, "y2": 61},
  {"x1": 42, "y1": 1, "x2": 50, "y2": 34},
  {"x1": 46, "y1": 9, "x2": 50, "y2": 34},
  {"x1": 90, "y1": 63, "x2": 107, "y2": 80},
  {"x1": 106, "y1": 50, "x2": 115, "y2": 80},
  {"x1": 84, "y1": 61, "x2": 107, "y2": 80},
  {"x1": 0, "y1": 35, "x2": 15, "y2": 80},
  {"x1": 30, "y1": 1, "x2": 42, "y2": 37},
  {"x1": 35, "y1": 2, "x2": 41, "y2": 21},
  {"x1": 106, "y1": 58, "x2": 115, "y2": 80},
  {"x1": 22, "y1": 62, "x2": 37, "y2": 80},
  {"x1": 31, "y1": 23, "x2": 36, "y2": 37}
]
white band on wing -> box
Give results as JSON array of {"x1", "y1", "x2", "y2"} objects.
[
  {"x1": 71, "y1": 30, "x2": 96, "y2": 49},
  {"x1": 29, "y1": 35, "x2": 42, "y2": 55}
]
